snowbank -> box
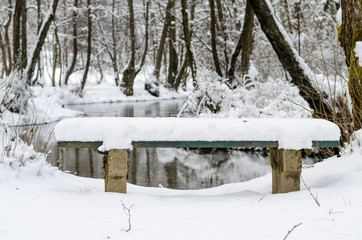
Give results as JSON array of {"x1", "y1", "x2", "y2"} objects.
[{"x1": 55, "y1": 117, "x2": 340, "y2": 150}]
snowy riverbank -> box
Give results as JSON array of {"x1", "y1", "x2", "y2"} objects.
[{"x1": 0, "y1": 129, "x2": 361, "y2": 240}]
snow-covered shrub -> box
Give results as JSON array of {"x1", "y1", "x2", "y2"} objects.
[
  {"x1": 178, "y1": 70, "x2": 233, "y2": 117},
  {"x1": 178, "y1": 68, "x2": 311, "y2": 118},
  {"x1": 0, "y1": 121, "x2": 57, "y2": 180}
]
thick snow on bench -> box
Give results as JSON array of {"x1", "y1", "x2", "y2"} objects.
[{"x1": 55, "y1": 117, "x2": 340, "y2": 151}]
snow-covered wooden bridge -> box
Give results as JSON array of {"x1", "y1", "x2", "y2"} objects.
[{"x1": 55, "y1": 117, "x2": 340, "y2": 194}]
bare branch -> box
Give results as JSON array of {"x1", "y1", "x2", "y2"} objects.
[
  {"x1": 121, "y1": 201, "x2": 134, "y2": 232},
  {"x1": 283, "y1": 222, "x2": 302, "y2": 240},
  {"x1": 301, "y1": 175, "x2": 320, "y2": 207}
]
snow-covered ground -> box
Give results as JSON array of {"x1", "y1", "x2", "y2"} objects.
[
  {"x1": 0, "y1": 125, "x2": 361, "y2": 240},
  {"x1": 0, "y1": 66, "x2": 360, "y2": 239}
]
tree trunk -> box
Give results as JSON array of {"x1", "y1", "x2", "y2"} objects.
[
  {"x1": 20, "y1": 0, "x2": 27, "y2": 71},
  {"x1": 65, "y1": 0, "x2": 78, "y2": 85},
  {"x1": 0, "y1": 25, "x2": 10, "y2": 76},
  {"x1": 249, "y1": 0, "x2": 333, "y2": 120},
  {"x1": 13, "y1": 0, "x2": 22, "y2": 68},
  {"x1": 34, "y1": 0, "x2": 43, "y2": 84},
  {"x1": 4, "y1": 4, "x2": 12, "y2": 74},
  {"x1": 178, "y1": 0, "x2": 197, "y2": 90},
  {"x1": 153, "y1": 0, "x2": 173, "y2": 80},
  {"x1": 215, "y1": 0, "x2": 229, "y2": 72},
  {"x1": 111, "y1": 0, "x2": 120, "y2": 86},
  {"x1": 25, "y1": 0, "x2": 59, "y2": 85},
  {"x1": 240, "y1": 0, "x2": 255, "y2": 77},
  {"x1": 339, "y1": 0, "x2": 362, "y2": 130},
  {"x1": 122, "y1": 0, "x2": 136, "y2": 96},
  {"x1": 208, "y1": 0, "x2": 223, "y2": 77},
  {"x1": 227, "y1": 0, "x2": 254, "y2": 83},
  {"x1": 136, "y1": 0, "x2": 150, "y2": 76},
  {"x1": 167, "y1": 0, "x2": 178, "y2": 89},
  {"x1": 80, "y1": 0, "x2": 92, "y2": 91}
]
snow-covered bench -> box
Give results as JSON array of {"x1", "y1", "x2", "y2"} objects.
[{"x1": 55, "y1": 117, "x2": 340, "y2": 194}]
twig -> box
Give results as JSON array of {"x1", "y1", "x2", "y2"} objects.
[
  {"x1": 121, "y1": 201, "x2": 134, "y2": 232},
  {"x1": 283, "y1": 222, "x2": 302, "y2": 240},
  {"x1": 301, "y1": 175, "x2": 320, "y2": 207},
  {"x1": 258, "y1": 194, "x2": 266, "y2": 202}
]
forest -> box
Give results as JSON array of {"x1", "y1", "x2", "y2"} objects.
[
  {"x1": 1, "y1": 0, "x2": 359, "y2": 137},
  {"x1": 0, "y1": 1, "x2": 362, "y2": 239}
]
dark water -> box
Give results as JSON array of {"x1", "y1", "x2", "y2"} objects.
[{"x1": 47, "y1": 99, "x2": 270, "y2": 190}]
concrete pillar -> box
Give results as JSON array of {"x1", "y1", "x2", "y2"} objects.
[
  {"x1": 270, "y1": 148, "x2": 302, "y2": 194},
  {"x1": 105, "y1": 149, "x2": 128, "y2": 193}
]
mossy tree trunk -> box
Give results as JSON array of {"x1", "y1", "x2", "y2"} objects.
[{"x1": 339, "y1": 0, "x2": 362, "y2": 130}]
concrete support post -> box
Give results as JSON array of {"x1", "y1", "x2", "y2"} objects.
[
  {"x1": 270, "y1": 148, "x2": 302, "y2": 194},
  {"x1": 105, "y1": 149, "x2": 128, "y2": 193}
]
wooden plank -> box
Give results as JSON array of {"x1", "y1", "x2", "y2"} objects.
[
  {"x1": 57, "y1": 141, "x2": 102, "y2": 149},
  {"x1": 312, "y1": 141, "x2": 340, "y2": 147},
  {"x1": 132, "y1": 141, "x2": 279, "y2": 148},
  {"x1": 57, "y1": 140, "x2": 339, "y2": 149}
]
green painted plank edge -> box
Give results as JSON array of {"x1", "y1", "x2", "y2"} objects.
[
  {"x1": 312, "y1": 141, "x2": 340, "y2": 147},
  {"x1": 57, "y1": 140, "x2": 339, "y2": 149},
  {"x1": 133, "y1": 141, "x2": 278, "y2": 148}
]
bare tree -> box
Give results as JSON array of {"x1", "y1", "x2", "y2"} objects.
[
  {"x1": 80, "y1": 0, "x2": 92, "y2": 91},
  {"x1": 208, "y1": 0, "x2": 223, "y2": 77},
  {"x1": 153, "y1": 0, "x2": 173, "y2": 80},
  {"x1": 167, "y1": 0, "x2": 177, "y2": 89},
  {"x1": 64, "y1": 0, "x2": 78, "y2": 85},
  {"x1": 177, "y1": 0, "x2": 197, "y2": 90},
  {"x1": 0, "y1": 0, "x2": 12, "y2": 76},
  {"x1": 121, "y1": 0, "x2": 136, "y2": 96},
  {"x1": 227, "y1": 0, "x2": 255, "y2": 83},
  {"x1": 25, "y1": 0, "x2": 60, "y2": 85}
]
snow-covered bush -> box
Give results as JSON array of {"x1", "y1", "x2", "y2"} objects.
[
  {"x1": 178, "y1": 70, "x2": 233, "y2": 117},
  {"x1": 0, "y1": 121, "x2": 57, "y2": 180},
  {"x1": 178, "y1": 68, "x2": 311, "y2": 118}
]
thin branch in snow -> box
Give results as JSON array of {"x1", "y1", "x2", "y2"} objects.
[
  {"x1": 258, "y1": 194, "x2": 266, "y2": 202},
  {"x1": 301, "y1": 175, "x2": 320, "y2": 207},
  {"x1": 283, "y1": 222, "x2": 302, "y2": 240},
  {"x1": 121, "y1": 201, "x2": 134, "y2": 232}
]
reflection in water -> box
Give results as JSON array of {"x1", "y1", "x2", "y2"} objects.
[{"x1": 50, "y1": 99, "x2": 272, "y2": 189}]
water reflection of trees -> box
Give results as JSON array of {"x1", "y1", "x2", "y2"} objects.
[{"x1": 56, "y1": 147, "x2": 271, "y2": 189}]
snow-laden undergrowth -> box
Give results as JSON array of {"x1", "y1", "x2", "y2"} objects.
[
  {"x1": 179, "y1": 68, "x2": 311, "y2": 118},
  {"x1": 0, "y1": 121, "x2": 58, "y2": 182}
]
